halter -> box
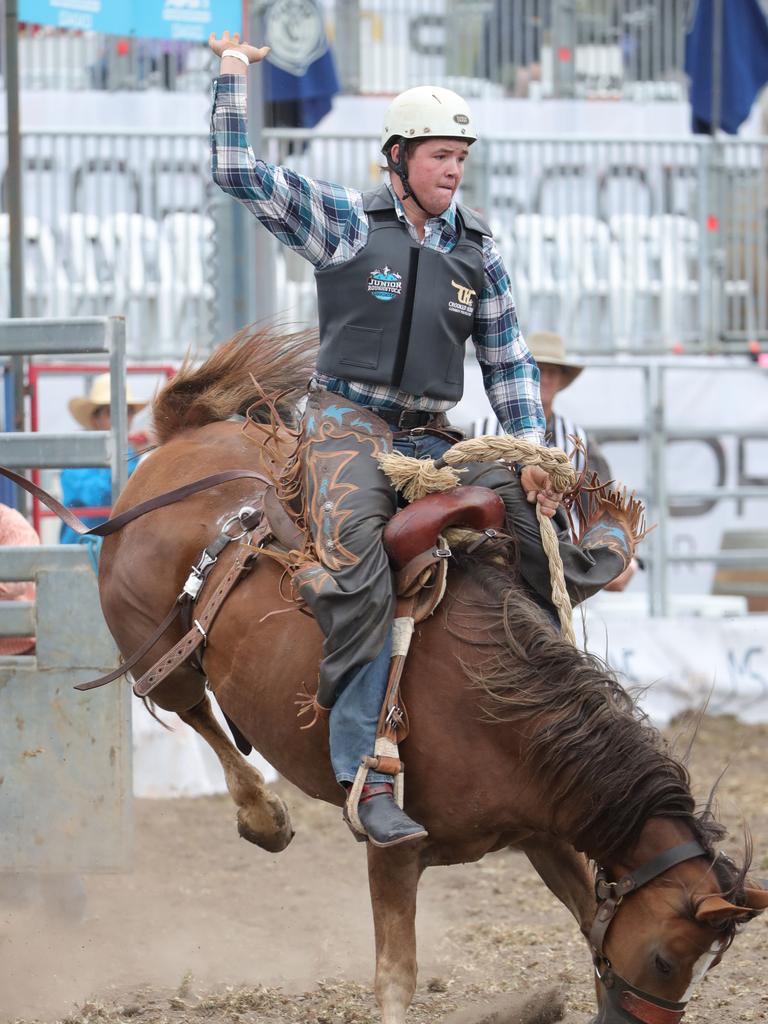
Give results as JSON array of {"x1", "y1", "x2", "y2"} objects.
[{"x1": 587, "y1": 840, "x2": 725, "y2": 1024}]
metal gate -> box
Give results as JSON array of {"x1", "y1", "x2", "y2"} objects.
[{"x1": 0, "y1": 316, "x2": 131, "y2": 872}]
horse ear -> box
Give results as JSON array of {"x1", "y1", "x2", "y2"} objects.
[
  {"x1": 744, "y1": 886, "x2": 768, "y2": 911},
  {"x1": 695, "y1": 888, "x2": 768, "y2": 926}
]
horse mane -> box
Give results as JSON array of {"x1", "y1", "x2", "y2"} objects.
[
  {"x1": 152, "y1": 324, "x2": 318, "y2": 445},
  {"x1": 450, "y1": 547, "x2": 738, "y2": 867}
]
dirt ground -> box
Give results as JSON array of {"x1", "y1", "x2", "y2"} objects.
[{"x1": 2, "y1": 714, "x2": 767, "y2": 1024}]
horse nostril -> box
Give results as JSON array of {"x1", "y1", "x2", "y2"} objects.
[{"x1": 655, "y1": 954, "x2": 673, "y2": 975}]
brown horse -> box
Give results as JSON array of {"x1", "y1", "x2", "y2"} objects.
[{"x1": 99, "y1": 328, "x2": 767, "y2": 1024}]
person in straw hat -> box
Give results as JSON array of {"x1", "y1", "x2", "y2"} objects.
[
  {"x1": 60, "y1": 373, "x2": 146, "y2": 544},
  {"x1": 527, "y1": 331, "x2": 636, "y2": 592}
]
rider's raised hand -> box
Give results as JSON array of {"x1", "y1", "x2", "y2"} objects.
[
  {"x1": 208, "y1": 31, "x2": 270, "y2": 64},
  {"x1": 519, "y1": 464, "x2": 563, "y2": 519}
]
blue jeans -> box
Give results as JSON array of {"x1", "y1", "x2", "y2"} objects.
[{"x1": 328, "y1": 429, "x2": 453, "y2": 786}]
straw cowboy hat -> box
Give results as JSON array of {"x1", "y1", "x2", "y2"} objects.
[
  {"x1": 526, "y1": 331, "x2": 583, "y2": 388},
  {"x1": 68, "y1": 372, "x2": 147, "y2": 429}
]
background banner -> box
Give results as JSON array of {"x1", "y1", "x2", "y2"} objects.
[{"x1": 19, "y1": 0, "x2": 242, "y2": 42}]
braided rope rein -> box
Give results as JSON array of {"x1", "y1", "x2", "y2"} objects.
[{"x1": 376, "y1": 435, "x2": 577, "y2": 645}]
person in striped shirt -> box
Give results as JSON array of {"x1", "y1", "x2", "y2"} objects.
[
  {"x1": 208, "y1": 32, "x2": 636, "y2": 846},
  {"x1": 529, "y1": 331, "x2": 637, "y2": 592}
]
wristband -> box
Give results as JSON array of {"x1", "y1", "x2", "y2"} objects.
[{"x1": 222, "y1": 48, "x2": 250, "y2": 66}]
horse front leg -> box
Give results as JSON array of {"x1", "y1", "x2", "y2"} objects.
[
  {"x1": 367, "y1": 843, "x2": 423, "y2": 1024},
  {"x1": 519, "y1": 834, "x2": 595, "y2": 931},
  {"x1": 177, "y1": 694, "x2": 294, "y2": 853}
]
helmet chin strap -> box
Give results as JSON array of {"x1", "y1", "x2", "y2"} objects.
[{"x1": 387, "y1": 138, "x2": 432, "y2": 216}]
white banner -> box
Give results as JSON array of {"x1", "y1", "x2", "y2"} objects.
[
  {"x1": 455, "y1": 358, "x2": 768, "y2": 599},
  {"x1": 579, "y1": 608, "x2": 768, "y2": 725}
]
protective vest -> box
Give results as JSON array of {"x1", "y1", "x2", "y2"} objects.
[{"x1": 314, "y1": 184, "x2": 490, "y2": 401}]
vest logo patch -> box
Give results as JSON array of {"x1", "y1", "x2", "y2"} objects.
[
  {"x1": 367, "y1": 266, "x2": 402, "y2": 302},
  {"x1": 449, "y1": 279, "x2": 476, "y2": 317}
]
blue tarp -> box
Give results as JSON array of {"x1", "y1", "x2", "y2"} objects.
[{"x1": 685, "y1": 0, "x2": 768, "y2": 133}]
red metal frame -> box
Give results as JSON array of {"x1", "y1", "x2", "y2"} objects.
[{"x1": 29, "y1": 362, "x2": 175, "y2": 534}]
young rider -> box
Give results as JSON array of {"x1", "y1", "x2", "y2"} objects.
[{"x1": 209, "y1": 32, "x2": 633, "y2": 848}]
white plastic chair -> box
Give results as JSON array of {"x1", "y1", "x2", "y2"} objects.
[
  {"x1": 56, "y1": 212, "x2": 114, "y2": 315},
  {"x1": 100, "y1": 213, "x2": 164, "y2": 351},
  {"x1": 649, "y1": 215, "x2": 700, "y2": 346},
  {"x1": 609, "y1": 214, "x2": 662, "y2": 347},
  {"x1": 0, "y1": 214, "x2": 68, "y2": 317},
  {"x1": 511, "y1": 214, "x2": 560, "y2": 331},
  {"x1": 158, "y1": 212, "x2": 215, "y2": 346},
  {"x1": 556, "y1": 214, "x2": 616, "y2": 347}
]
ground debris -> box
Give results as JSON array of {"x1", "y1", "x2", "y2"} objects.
[{"x1": 4, "y1": 716, "x2": 767, "y2": 1024}]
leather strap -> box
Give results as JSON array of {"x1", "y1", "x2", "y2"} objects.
[
  {"x1": 133, "y1": 539, "x2": 263, "y2": 698},
  {"x1": 262, "y1": 484, "x2": 304, "y2": 550},
  {"x1": 620, "y1": 990, "x2": 686, "y2": 1024},
  {"x1": 74, "y1": 598, "x2": 185, "y2": 691},
  {"x1": 0, "y1": 464, "x2": 272, "y2": 537},
  {"x1": 363, "y1": 755, "x2": 403, "y2": 776},
  {"x1": 590, "y1": 841, "x2": 706, "y2": 957},
  {"x1": 396, "y1": 545, "x2": 447, "y2": 596}
]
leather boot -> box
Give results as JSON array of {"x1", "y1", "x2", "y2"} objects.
[{"x1": 354, "y1": 782, "x2": 428, "y2": 848}]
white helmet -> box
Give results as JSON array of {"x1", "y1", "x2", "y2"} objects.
[{"x1": 381, "y1": 86, "x2": 477, "y2": 153}]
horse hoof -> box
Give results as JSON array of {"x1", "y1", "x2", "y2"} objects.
[{"x1": 236, "y1": 805, "x2": 294, "y2": 852}]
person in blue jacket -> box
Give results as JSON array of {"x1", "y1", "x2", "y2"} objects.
[{"x1": 60, "y1": 373, "x2": 146, "y2": 544}]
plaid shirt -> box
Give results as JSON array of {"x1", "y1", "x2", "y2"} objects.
[{"x1": 211, "y1": 74, "x2": 545, "y2": 442}]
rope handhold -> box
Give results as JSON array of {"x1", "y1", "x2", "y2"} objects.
[{"x1": 376, "y1": 435, "x2": 580, "y2": 649}]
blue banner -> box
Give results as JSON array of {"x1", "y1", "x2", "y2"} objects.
[
  {"x1": 685, "y1": 0, "x2": 768, "y2": 134},
  {"x1": 263, "y1": 0, "x2": 339, "y2": 130},
  {"x1": 19, "y1": 0, "x2": 242, "y2": 43}
]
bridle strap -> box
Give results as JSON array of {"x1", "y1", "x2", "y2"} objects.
[
  {"x1": 620, "y1": 990, "x2": 686, "y2": 1024},
  {"x1": 0, "y1": 464, "x2": 272, "y2": 537},
  {"x1": 589, "y1": 841, "x2": 707, "y2": 957},
  {"x1": 588, "y1": 840, "x2": 709, "y2": 1024},
  {"x1": 610, "y1": 841, "x2": 709, "y2": 898},
  {"x1": 597, "y1": 970, "x2": 687, "y2": 1024}
]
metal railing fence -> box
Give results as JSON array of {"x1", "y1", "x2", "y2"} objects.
[
  {"x1": 262, "y1": 129, "x2": 768, "y2": 353},
  {"x1": 3, "y1": 1, "x2": 697, "y2": 99},
  {"x1": 0, "y1": 129, "x2": 219, "y2": 355},
  {"x1": 1, "y1": 126, "x2": 766, "y2": 356},
  {"x1": 331, "y1": 0, "x2": 690, "y2": 99},
  {"x1": 583, "y1": 357, "x2": 768, "y2": 616},
  {"x1": 0, "y1": 315, "x2": 131, "y2": 871},
  {"x1": 466, "y1": 353, "x2": 768, "y2": 615},
  {"x1": 4, "y1": 21, "x2": 217, "y2": 92}
]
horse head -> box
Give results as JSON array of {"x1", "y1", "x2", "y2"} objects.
[{"x1": 585, "y1": 820, "x2": 768, "y2": 1023}]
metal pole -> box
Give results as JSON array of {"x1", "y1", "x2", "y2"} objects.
[
  {"x1": 647, "y1": 363, "x2": 669, "y2": 616},
  {"x1": 107, "y1": 317, "x2": 128, "y2": 502},
  {"x1": 710, "y1": 0, "x2": 722, "y2": 134},
  {"x1": 5, "y1": 0, "x2": 23, "y2": 323},
  {"x1": 247, "y1": 1, "x2": 276, "y2": 323},
  {"x1": 5, "y1": 0, "x2": 27, "y2": 514},
  {"x1": 334, "y1": 0, "x2": 361, "y2": 93},
  {"x1": 551, "y1": 0, "x2": 576, "y2": 100}
]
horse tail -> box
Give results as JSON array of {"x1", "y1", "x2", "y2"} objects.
[{"x1": 152, "y1": 324, "x2": 318, "y2": 445}]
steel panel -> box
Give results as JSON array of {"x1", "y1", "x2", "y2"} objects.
[
  {"x1": 0, "y1": 547, "x2": 131, "y2": 873},
  {"x1": 0, "y1": 431, "x2": 111, "y2": 467},
  {"x1": 0, "y1": 601, "x2": 35, "y2": 635},
  {"x1": 0, "y1": 317, "x2": 115, "y2": 355}
]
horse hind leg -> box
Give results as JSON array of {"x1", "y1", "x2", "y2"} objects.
[{"x1": 178, "y1": 694, "x2": 294, "y2": 853}]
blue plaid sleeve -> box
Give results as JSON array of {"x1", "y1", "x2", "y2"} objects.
[
  {"x1": 473, "y1": 237, "x2": 545, "y2": 443},
  {"x1": 210, "y1": 75, "x2": 367, "y2": 268}
]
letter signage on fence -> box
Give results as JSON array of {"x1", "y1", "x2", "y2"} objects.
[{"x1": 19, "y1": 0, "x2": 242, "y2": 42}]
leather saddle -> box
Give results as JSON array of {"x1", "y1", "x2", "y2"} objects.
[{"x1": 262, "y1": 482, "x2": 506, "y2": 579}]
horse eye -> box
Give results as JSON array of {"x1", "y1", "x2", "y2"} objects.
[{"x1": 654, "y1": 954, "x2": 673, "y2": 975}]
